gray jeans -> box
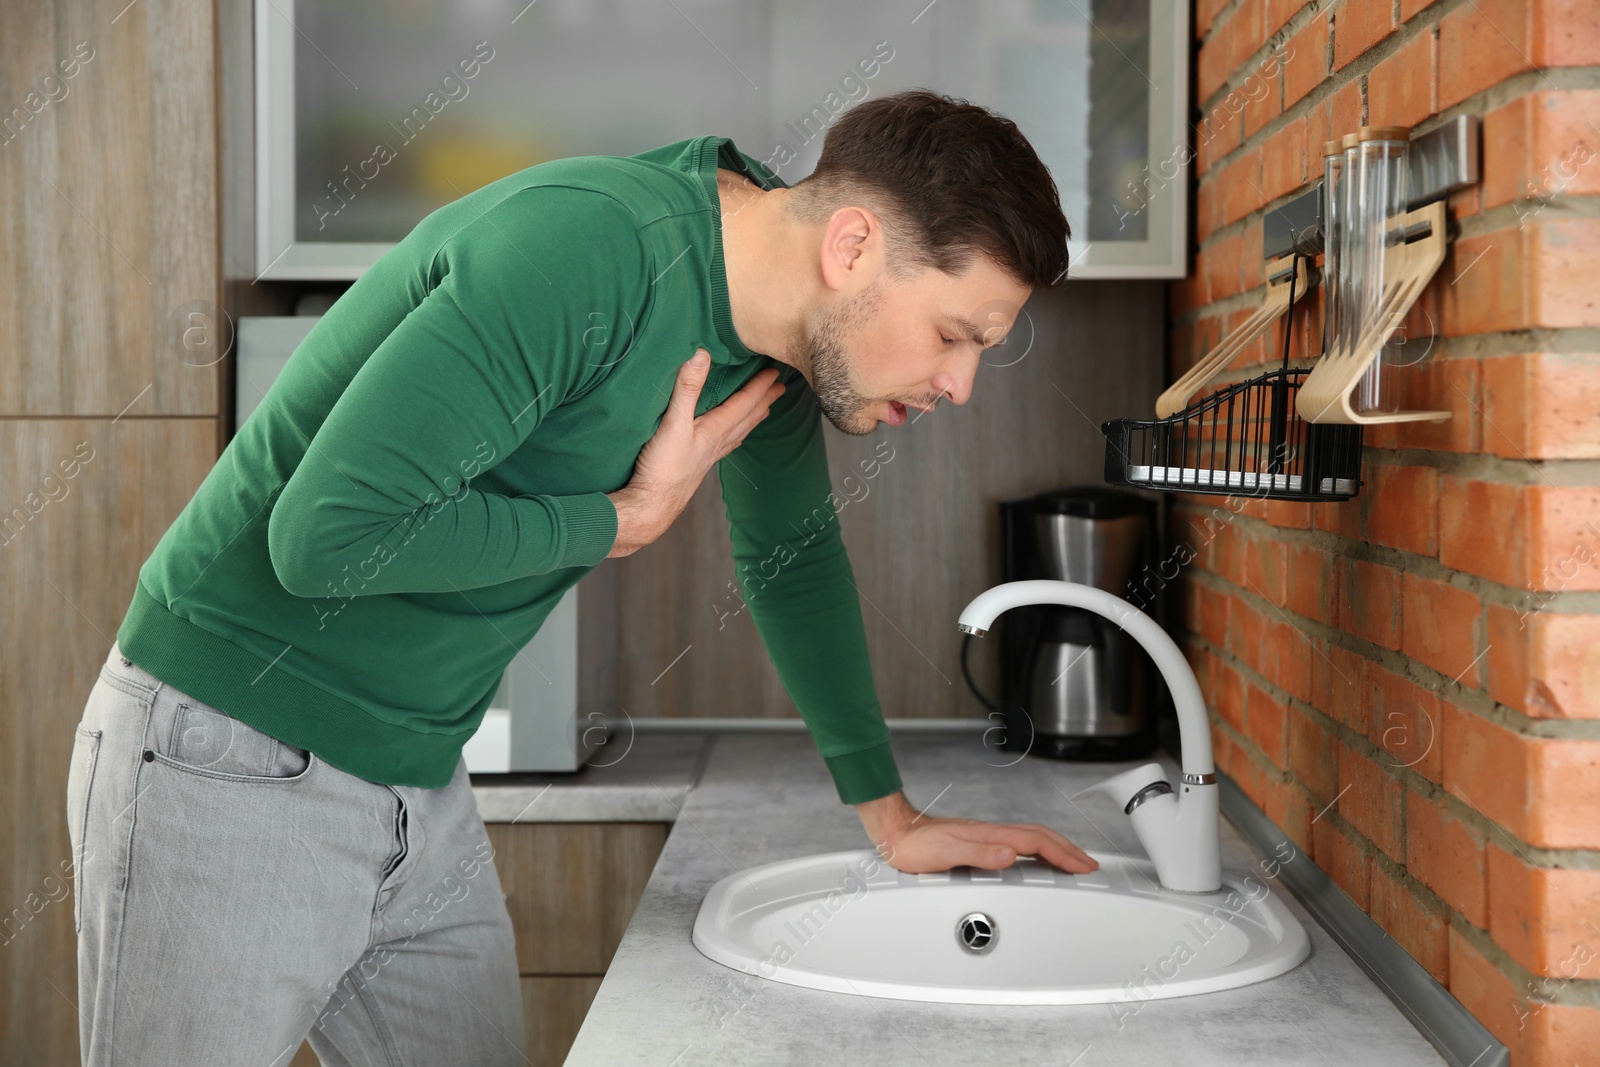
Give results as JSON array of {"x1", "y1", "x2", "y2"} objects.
[{"x1": 67, "y1": 640, "x2": 527, "y2": 1066}]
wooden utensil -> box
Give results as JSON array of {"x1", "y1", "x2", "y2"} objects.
[
  {"x1": 1156, "y1": 254, "x2": 1308, "y2": 419},
  {"x1": 1296, "y1": 200, "x2": 1450, "y2": 425}
]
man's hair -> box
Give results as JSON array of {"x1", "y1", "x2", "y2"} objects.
[{"x1": 785, "y1": 88, "x2": 1071, "y2": 290}]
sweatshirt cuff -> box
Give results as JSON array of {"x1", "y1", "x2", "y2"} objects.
[
  {"x1": 554, "y1": 491, "x2": 618, "y2": 570},
  {"x1": 823, "y1": 739, "x2": 903, "y2": 805}
]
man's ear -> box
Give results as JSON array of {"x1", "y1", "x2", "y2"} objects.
[{"x1": 818, "y1": 206, "x2": 878, "y2": 289}]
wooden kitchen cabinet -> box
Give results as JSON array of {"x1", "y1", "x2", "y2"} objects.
[
  {"x1": 1, "y1": 0, "x2": 230, "y2": 1052},
  {"x1": 0, "y1": 418, "x2": 221, "y2": 1065},
  {"x1": 289, "y1": 821, "x2": 666, "y2": 1066},
  {"x1": 520, "y1": 975, "x2": 607, "y2": 1065},
  {"x1": 487, "y1": 822, "x2": 668, "y2": 975}
]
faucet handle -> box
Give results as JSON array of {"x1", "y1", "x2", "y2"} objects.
[{"x1": 1071, "y1": 763, "x2": 1173, "y2": 813}]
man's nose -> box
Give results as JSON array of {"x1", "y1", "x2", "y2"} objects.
[{"x1": 931, "y1": 369, "x2": 973, "y2": 406}]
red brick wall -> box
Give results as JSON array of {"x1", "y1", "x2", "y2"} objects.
[{"x1": 1171, "y1": 1, "x2": 1600, "y2": 1062}]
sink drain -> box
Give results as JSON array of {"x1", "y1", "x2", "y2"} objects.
[{"x1": 956, "y1": 912, "x2": 998, "y2": 955}]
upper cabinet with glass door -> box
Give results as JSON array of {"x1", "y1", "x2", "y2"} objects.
[{"x1": 256, "y1": 0, "x2": 1189, "y2": 280}]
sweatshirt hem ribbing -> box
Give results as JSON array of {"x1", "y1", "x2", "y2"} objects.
[{"x1": 116, "y1": 581, "x2": 474, "y2": 789}]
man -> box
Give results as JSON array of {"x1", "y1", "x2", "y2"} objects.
[{"x1": 68, "y1": 89, "x2": 1098, "y2": 1065}]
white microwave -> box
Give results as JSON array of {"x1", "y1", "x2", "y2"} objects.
[{"x1": 235, "y1": 315, "x2": 589, "y2": 772}]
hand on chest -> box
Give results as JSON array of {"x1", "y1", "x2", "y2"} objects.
[{"x1": 481, "y1": 351, "x2": 778, "y2": 497}]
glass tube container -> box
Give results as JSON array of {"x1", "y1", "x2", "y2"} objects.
[
  {"x1": 1352, "y1": 126, "x2": 1411, "y2": 414},
  {"x1": 1337, "y1": 132, "x2": 1362, "y2": 381},
  {"x1": 1321, "y1": 140, "x2": 1344, "y2": 360}
]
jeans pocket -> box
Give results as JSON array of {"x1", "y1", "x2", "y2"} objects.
[
  {"x1": 150, "y1": 702, "x2": 314, "y2": 783},
  {"x1": 66, "y1": 724, "x2": 102, "y2": 933}
]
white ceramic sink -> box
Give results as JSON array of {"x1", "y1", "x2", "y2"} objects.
[{"x1": 692, "y1": 849, "x2": 1310, "y2": 1005}]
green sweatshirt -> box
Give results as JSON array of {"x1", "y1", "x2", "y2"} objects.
[{"x1": 116, "y1": 135, "x2": 903, "y2": 805}]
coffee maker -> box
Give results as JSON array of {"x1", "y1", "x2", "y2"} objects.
[{"x1": 984, "y1": 487, "x2": 1163, "y2": 760}]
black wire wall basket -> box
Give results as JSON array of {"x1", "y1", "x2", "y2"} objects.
[
  {"x1": 1101, "y1": 368, "x2": 1364, "y2": 502},
  {"x1": 1101, "y1": 251, "x2": 1364, "y2": 504}
]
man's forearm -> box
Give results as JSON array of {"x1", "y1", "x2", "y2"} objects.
[
  {"x1": 604, "y1": 487, "x2": 652, "y2": 558},
  {"x1": 854, "y1": 789, "x2": 917, "y2": 849}
]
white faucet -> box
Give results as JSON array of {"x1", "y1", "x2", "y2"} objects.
[{"x1": 957, "y1": 580, "x2": 1222, "y2": 893}]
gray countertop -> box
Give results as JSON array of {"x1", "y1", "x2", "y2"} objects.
[
  {"x1": 545, "y1": 731, "x2": 1446, "y2": 1067},
  {"x1": 471, "y1": 732, "x2": 710, "y2": 823}
]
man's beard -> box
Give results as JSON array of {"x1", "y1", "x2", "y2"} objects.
[{"x1": 795, "y1": 280, "x2": 884, "y2": 436}]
